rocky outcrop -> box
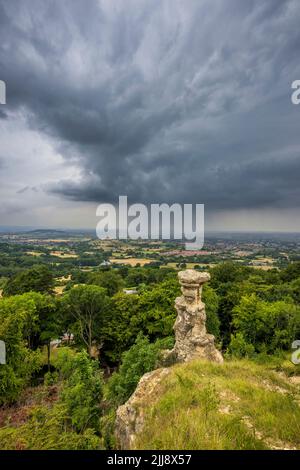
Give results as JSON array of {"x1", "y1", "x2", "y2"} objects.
[
  {"x1": 115, "y1": 269, "x2": 223, "y2": 448},
  {"x1": 115, "y1": 368, "x2": 170, "y2": 449},
  {"x1": 164, "y1": 269, "x2": 223, "y2": 364}
]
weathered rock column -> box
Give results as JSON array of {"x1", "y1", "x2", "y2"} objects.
[
  {"x1": 115, "y1": 269, "x2": 223, "y2": 449},
  {"x1": 171, "y1": 269, "x2": 223, "y2": 363}
]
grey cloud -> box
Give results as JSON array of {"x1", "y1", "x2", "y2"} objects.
[
  {"x1": 16, "y1": 186, "x2": 39, "y2": 194},
  {"x1": 1, "y1": 0, "x2": 300, "y2": 216},
  {"x1": 16, "y1": 186, "x2": 30, "y2": 194}
]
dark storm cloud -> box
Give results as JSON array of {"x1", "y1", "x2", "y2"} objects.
[
  {"x1": 1, "y1": 0, "x2": 300, "y2": 212},
  {"x1": 16, "y1": 186, "x2": 38, "y2": 194}
]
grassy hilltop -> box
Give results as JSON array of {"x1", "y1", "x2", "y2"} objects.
[{"x1": 133, "y1": 359, "x2": 300, "y2": 450}]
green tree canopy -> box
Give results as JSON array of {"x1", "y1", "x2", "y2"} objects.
[
  {"x1": 88, "y1": 270, "x2": 124, "y2": 296},
  {"x1": 0, "y1": 294, "x2": 42, "y2": 404},
  {"x1": 230, "y1": 294, "x2": 300, "y2": 354},
  {"x1": 64, "y1": 285, "x2": 111, "y2": 356},
  {"x1": 3, "y1": 265, "x2": 54, "y2": 296}
]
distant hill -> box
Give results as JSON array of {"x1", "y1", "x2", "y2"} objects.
[
  {"x1": 25, "y1": 228, "x2": 67, "y2": 234},
  {"x1": 25, "y1": 229, "x2": 67, "y2": 235},
  {"x1": 0, "y1": 226, "x2": 96, "y2": 238}
]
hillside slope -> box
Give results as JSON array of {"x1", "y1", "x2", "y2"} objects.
[{"x1": 117, "y1": 359, "x2": 300, "y2": 450}]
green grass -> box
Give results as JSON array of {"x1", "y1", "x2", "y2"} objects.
[
  {"x1": 0, "y1": 404, "x2": 101, "y2": 450},
  {"x1": 135, "y1": 359, "x2": 300, "y2": 450}
]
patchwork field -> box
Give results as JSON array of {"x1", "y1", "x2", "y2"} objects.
[
  {"x1": 26, "y1": 251, "x2": 43, "y2": 257},
  {"x1": 50, "y1": 251, "x2": 78, "y2": 258},
  {"x1": 109, "y1": 258, "x2": 155, "y2": 266},
  {"x1": 164, "y1": 262, "x2": 217, "y2": 269}
]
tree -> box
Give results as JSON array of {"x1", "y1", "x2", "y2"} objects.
[
  {"x1": 101, "y1": 277, "x2": 179, "y2": 365},
  {"x1": 230, "y1": 294, "x2": 300, "y2": 354},
  {"x1": 209, "y1": 264, "x2": 253, "y2": 347},
  {"x1": 202, "y1": 285, "x2": 220, "y2": 339},
  {"x1": 289, "y1": 278, "x2": 300, "y2": 303},
  {"x1": 28, "y1": 293, "x2": 63, "y2": 369},
  {"x1": 0, "y1": 348, "x2": 103, "y2": 449},
  {"x1": 123, "y1": 267, "x2": 149, "y2": 287},
  {"x1": 64, "y1": 285, "x2": 111, "y2": 357},
  {"x1": 280, "y1": 262, "x2": 300, "y2": 282},
  {"x1": 88, "y1": 270, "x2": 124, "y2": 297},
  {"x1": 137, "y1": 278, "x2": 180, "y2": 339},
  {"x1": 0, "y1": 294, "x2": 42, "y2": 404},
  {"x1": 101, "y1": 292, "x2": 141, "y2": 364},
  {"x1": 210, "y1": 262, "x2": 251, "y2": 287},
  {"x1": 214, "y1": 284, "x2": 241, "y2": 347},
  {"x1": 2, "y1": 291, "x2": 64, "y2": 370},
  {"x1": 3, "y1": 265, "x2": 54, "y2": 296}
]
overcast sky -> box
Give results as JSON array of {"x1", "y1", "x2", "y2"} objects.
[{"x1": 0, "y1": 0, "x2": 300, "y2": 232}]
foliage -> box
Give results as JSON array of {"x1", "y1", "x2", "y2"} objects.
[
  {"x1": 101, "y1": 278, "x2": 179, "y2": 364},
  {"x1": 63, "y1": 285, "x2": 111, "y2": 356},
  {"x1": 21, "y1": 292, "x2": 63, "y2": 353},
  {"x1": 227, "y1": 332, "x2": 256, "y2": 358},
  {"x1": 88, "y1": 270, "x2": 124, "y2": 296},
  {"x1": 1, "y1": 255, "x2": 300, "y2": 449},
  {"x1": 209, "y1": 263, "x2": 251, "y2": 347},
  {"x1": 230, "y1": 294, "x2": 300, "y2": 354},
  {"x1": 0, "y1": 294, "x2": 42, "y2": 404},
  {"x1": 3, "y1": 265, "x2": 54, "y2": 296},
  {"x1": 137, "y1": 278, "x2": 179, "y2": 339},
  {"x1": 107, "y1": 334, "x2": 171, "y2": 406},
  {"x1": 0, "y1": 404, "x2": 102, "y2": 450},
  {"x1": 44, "y1": 370, "x2": 59, "y2": 386},
  {"x1": 202, "y1": 285, "x2": 220, "y2": 338},
  {"x1": 210, "y1": 262, "x2": 252, "y2": 286},
  {"x1": 280, "y1": 262, "x2": 300, "y2": 282},
  {"x1": 55, "y1": 348, "x2": 103, "y2": 433},
  {"x1": 101, "y1": 291, "x2": 141, "y2": 363}
]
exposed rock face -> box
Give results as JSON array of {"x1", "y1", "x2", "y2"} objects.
[
  {"x1": 115, "y1": 368, "x2": 170, "y2": 449},
  {"x1": 115, "y1": 269, "x2": 223, "y2": 449},
  {"x1": 173, "y1": 269, "x2": 223, "y2": 363}
]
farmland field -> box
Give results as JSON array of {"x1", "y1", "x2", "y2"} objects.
[
  {"x1": 50, "y1": 251, "x2": 78, "y2": 258},
  {"x1": 109, "y1": 258, "x2": 155, "y2": 266}
]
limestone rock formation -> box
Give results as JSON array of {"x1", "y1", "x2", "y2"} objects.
[
  {"x1": 170, "y1": 269, "x2": 223, "y2": 363},
  {"x1": 115, "y1": 269, "x2": 223, "y2": 449},
  {"x1": 115, "y1": 368, "x2": 170, "y2": 449}
]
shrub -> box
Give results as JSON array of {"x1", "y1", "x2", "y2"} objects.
[
  {"x1": 0, "y1": 294, "x2": 42, "y2": 404},
  {"x1": 227, "y1": 333, "x2": 256, "y2": 358},
  {"x1": 107, "y1": 334, "x2": 171, "y2": 406},
  {"x1": 0, "y1": 404, "x2": 102, "y2": 450},
  {"x1": 56, "y1": 348, "x2": 103, "y2": 433}
]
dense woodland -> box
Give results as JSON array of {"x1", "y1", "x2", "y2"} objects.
[{"x1": 0, "y1": 258, "x2": 300, "y2": 449}]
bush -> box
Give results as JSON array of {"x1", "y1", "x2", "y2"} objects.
[
  {"x1": 227, "y1": 333, "x2": 255, "y2": 358},
  {"x1": 107, "y1": 334, "x2": 171, "y2": 406},
  {"x1": 0, "y1": 294, "x2": 42, "y2": 404},
  {"x1": 55, "y1": 348, "x2": 103, "y2": 433},
  {"x1": 44, "y1": 371, "x2": 59, "y2": 386},
  {"x1": 0, "y1": 404, "x2": 102, "y2": 450}
]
